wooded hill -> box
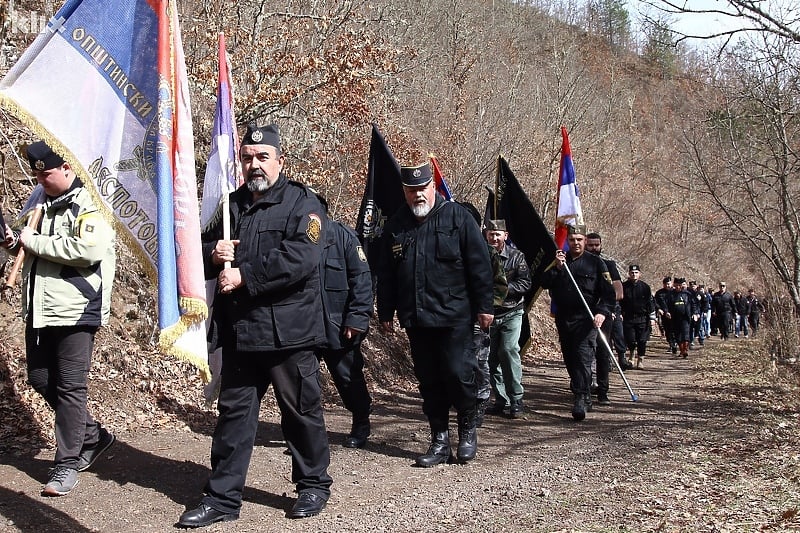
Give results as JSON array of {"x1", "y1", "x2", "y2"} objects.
[{"x1": 0, "y1": 0, "x2": 797, "y2": 447}]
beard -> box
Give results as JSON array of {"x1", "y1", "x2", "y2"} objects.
[
  {"x1": 411, "y1": 201, "x2": 432, "y2": 218},
  {"x1": 246, "y1": 170, "x2": 271, "y2": 193}
]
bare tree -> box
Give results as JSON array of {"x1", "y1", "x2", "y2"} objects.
[
  {"x1": 682, "y1": 33, "x2": 800, "y2": 312},
  {"x1": 641, "y1": 0, "x2": 800, "y2": 47}
]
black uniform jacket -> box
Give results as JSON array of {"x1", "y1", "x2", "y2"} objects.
[
  {"x1": 203, "y1": 175, "x2": 325, "y2": 352},
  {"x1": 376, "y1": 195, "x2": 494, "y2": 329},
  {"x1": 318, "y1": 218, "x2": 373, "y2": 350},
  {"x1": 713, "y1": 290, "x2": 736, "y2": 316},
  {"x1": 541, "y1": 251, "x2": 615, "y2": 324},
  {"x1": 667, "y1": 289, "x2": 698, "y2": 319},
  {"x1": 621, "y1": 280, "x2": 655, "y2": 323}
]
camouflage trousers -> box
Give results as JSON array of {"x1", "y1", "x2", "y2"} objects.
[{"x1": 471, "y1": 324, "x2": 491, "y2": 402}]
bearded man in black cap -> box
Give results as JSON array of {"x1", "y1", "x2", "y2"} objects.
[
  {"x1": 179, "y1": 124, "x2": 332, "y2": 527},
  {"x1": 540, "y1": 224, "x2": 615, "y2": 421},
  {"x1": 2, "y1": 141, "x2": 117, "y2": 496},
  {"x1": 376, "y1": 162, "x2": 493, "y2": 467}
]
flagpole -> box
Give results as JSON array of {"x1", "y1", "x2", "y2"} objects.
[
  {"x1": 493, "y1": 155, "x2": 500, "y2": 220},
  {"x1": 219, "y1": 32, "x2": 232, "y2": 269},
  {"x1": 561, "y1": 262, "x2": 640, "y2": 402}
]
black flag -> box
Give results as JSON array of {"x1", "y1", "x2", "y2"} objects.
[
  {"x1": 485, "y1": 155, "x2": 558, "y2": 352},
  {"x1": 355, "y1": 123, "x2": 403, "y2": 268}
]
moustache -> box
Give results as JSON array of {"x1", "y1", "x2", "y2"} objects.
[{"x1": 248, "y1": 169, "x2": 267, "y2": 179}]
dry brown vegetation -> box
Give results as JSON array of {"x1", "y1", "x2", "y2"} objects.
[{"x1": 0, "y1": 1, "x2": 799, "y2": 530}]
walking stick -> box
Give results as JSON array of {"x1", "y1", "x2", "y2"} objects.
[
  {"x1": 3, "y1": 205, "x2": 43, "y2": 290},
  {"x1": 561, "y1": 261, "x2": 640, "y2": 402}
]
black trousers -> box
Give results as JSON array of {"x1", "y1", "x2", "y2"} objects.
[
  {"x1": 610, "y1": 314, "x2": 627, "y2": 356},
  {"x1": 406, "y1": 324, "x2": 477, "y2": 429},
  {"x1": 317, "y1": 343, "x2": 372, "y2": 421},
  {"x1": 203, "y1": 347, "x2": 332, "y2": 514},
  {"x1": 556, "y1": 317, "x2": 597, "y2": 397},
  {"x1": 624, "y1": 320, "x2": 651, "y2": 358},
  {"x1": 26, "y1": 325, "x2": 101, "y2": 469},
  {"x1": 596, "y1": 320, "x2": 613, "y2": 395}
]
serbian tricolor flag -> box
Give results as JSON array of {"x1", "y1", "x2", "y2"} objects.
[
  {"x1": 200, "y1": 33, "x2": 242, "y2": 228},
  {"x1": 554, "y1": 125, "x2": 584, "y2": 250},
  {"x1": 429, "y1": 154, "x2": 453, "y2": 201},
  {"x1": 200, "y1": 33, "x2": 242, "y2": 399},
  {"x1": 0, "y1": 0, "x2": 210, "y2": 379}
]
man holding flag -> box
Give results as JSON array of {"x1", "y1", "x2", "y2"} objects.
[
  {"x1": 180, "y1": 124, "x2": 332, "y2": 527},
  {"x1": 543, "y1": 128, "x2": 615, "y2": 420},
  {"x1": 541, "y1": 225, "x2": 615, "y2": 421},
  {"x1": 2, "y1": 142, "x2": 117, "y2": 496}
]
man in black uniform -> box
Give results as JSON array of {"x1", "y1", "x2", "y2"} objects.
[
  {"x1": 654, "y1": 276, "x2": 675, "y2": 353},
  {"x1": 666, "y1": 277, "x2": 698, "y2": 357},
  {"x1": 585, "y1": 232, "x2": 628, "y2": 406},
  {"x1": 541, "y1": 225, "x2": 615, "y2": 421},
  {"x1": 377, "y1": 162, "x2": 493, "y2": 466},
  {"x1": 179, "y1": 124, "x2": 332, "y2": 527},
  {"x1": 620, "y1": 265, "x2": 655, "y2": 369},
  {"x1": 713, "y1": 282, "x2": 736, "y2": 341},
  {"x1": 315, "y1": 194, "x2": 373, "y2": 449}
]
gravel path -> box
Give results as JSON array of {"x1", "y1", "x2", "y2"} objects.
[{"x1": 1, "y1": 336, "x2": 798, "y2": 532}]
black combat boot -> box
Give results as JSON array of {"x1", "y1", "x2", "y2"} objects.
[
  {"x1": 571, "y1": 394, "x2": 586, "y2": 421},
  {"x1": 456, "y1": 410, "x2": 477, "y2": 462},
  {"x1": 509, "y1": 399, "x2": 523, "y2": 419},
  {"x1": 415, "y1": 428, "x2": 450, "y2": 467},
  {"x1": 485, "y1": 399, "x2": 507, "y2": 416},
  {"x1": 344, "y1": 414, "x2": 370, "y2": 449}
]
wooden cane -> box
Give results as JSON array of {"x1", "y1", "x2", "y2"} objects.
[{"x1": 3, "y1": 205, "x2": 43, "y2": 290}]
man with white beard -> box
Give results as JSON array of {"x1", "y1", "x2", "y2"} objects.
[{"x1": 377, "y1": 162, "x2": 494, "y2": 467}]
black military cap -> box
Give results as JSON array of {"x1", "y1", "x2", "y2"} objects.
[
  {"x1": 27, "y1": 141, "x2": 64, "y2": 172},
  {"x1": 629, "y1": 264, "x2": 640, "y2": 272},
  {"x1": 242, "y1": 123, "x2": 280, "y2": 148},
  {"x1": 485, "y1": 219, "x2": 507, "y2": 232},
  {"x1": 663, "y1": 276, "x2": 672, "y2": 284},
  {"x1": 400, "y1": 163, "x2": 433, "y2": 187}
]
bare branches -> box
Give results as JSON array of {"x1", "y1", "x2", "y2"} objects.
[{"x1": 641, "y1": 0, "x2": 800, "y2": 45}]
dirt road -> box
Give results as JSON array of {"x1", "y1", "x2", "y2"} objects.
[{"x1": 1, "y1": 336, "x2": 798, "y2": 532}]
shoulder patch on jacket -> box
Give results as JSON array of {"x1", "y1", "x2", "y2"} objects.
[
  {"x1": 356, "y1": 245, "x2": 367, "y2": 263},
  {"x1": 307, "y1": 213, "x2": 322, "y2": 244},
  {"x1": 76, "y1": 212, "x2": 101, "y2": 246}
]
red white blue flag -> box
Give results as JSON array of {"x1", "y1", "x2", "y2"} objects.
[
  {"x1": 429, "y1": 154, "x2": 453, "y2": 201},
  {"x1": 554, "y1": 125, "x2": 584, "y2": 250},
  {"x1": 0, "y1": 0, "x2": 210, "y2": 379},
  {"x1": 200, "y1": 33, "x2": 242, "y2": 228}
]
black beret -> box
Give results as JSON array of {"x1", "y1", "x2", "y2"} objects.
[
  {"x1": 27, "y1": 141, "x2": 64, "y2": 172},
  {"x1": 400, "y1": 163, "x2": 433, "y2": 187},
  {"x1": 242, "y1": 123, "x2": 280, "y2": 148}
]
